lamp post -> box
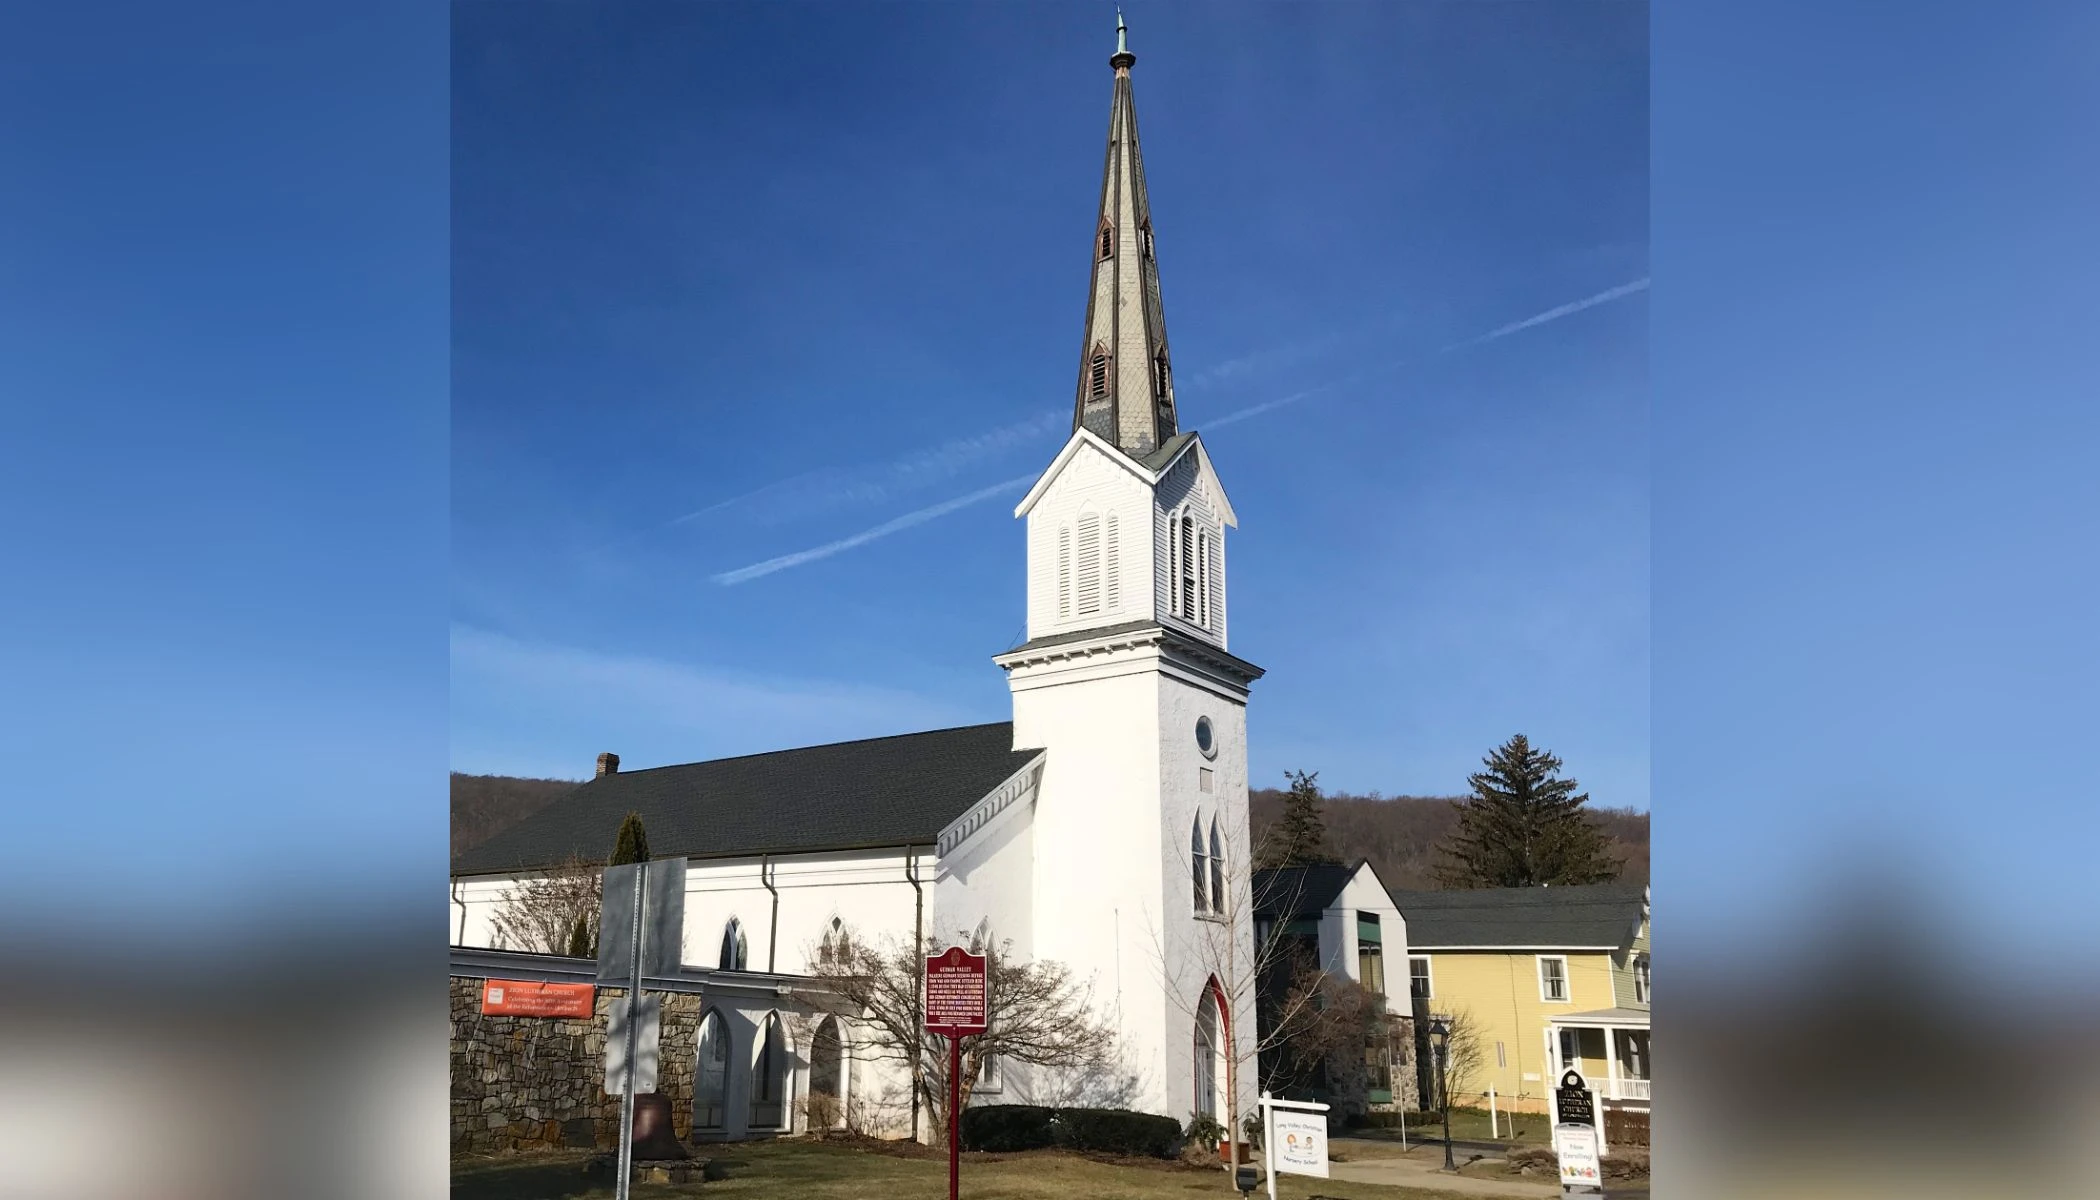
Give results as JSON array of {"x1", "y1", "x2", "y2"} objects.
[{"x1": 1429, "y1": 1017, "x2": 1454, "y2": 1172}]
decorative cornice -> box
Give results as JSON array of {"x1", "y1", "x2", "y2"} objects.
[
  {"x1": 936, "y1": 753, "x2": 1046, "y2": 858},
  {"x1": 993, "y1": 621, "x2": 1264, "y2": 687}
]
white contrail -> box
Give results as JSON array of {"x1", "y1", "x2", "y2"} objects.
[
  {"x1": 713, "y1": 473, "x2": 1036, "y2": 586},
  {"x1": 1205, "y1": 278, "x2": 1648, "y2": 426},
  {"x1": 1444, "y1": 277, "x2": 1649, "y2": 351},
  {"x1": 671, "y1": 409, "x2": 1062, "y2": 528}
]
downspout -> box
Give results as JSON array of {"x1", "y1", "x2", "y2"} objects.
[
  {"x1": 906, "y1": 846, "x2": 925, "y2": 1142},
  {"x1": 450, "y1": 877, "x2": 468, "y2": 946},
  {"x1": 762, "y1": 855, "x2": 780, "y2": 973}
]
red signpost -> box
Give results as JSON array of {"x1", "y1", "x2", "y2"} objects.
[{"x1": 924, "y1": 947, "x2": 988, "y2": 1200}]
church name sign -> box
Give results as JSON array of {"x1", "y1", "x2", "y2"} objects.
[{"x1": 481, "y1": 979, "x2": 595, "y2": 1018}]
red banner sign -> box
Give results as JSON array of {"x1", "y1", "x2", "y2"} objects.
[
  {"x1": 482, "y1": 979, "x2": 595, "y2": 1018},
  {"x1": 924, "y1": 946, "x2": 988, "y2": 1035}
]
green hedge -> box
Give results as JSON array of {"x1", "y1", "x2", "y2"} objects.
[
  {"x1": 959, "y1": 1105, "x2": 1057, "y2": 1152},
  {"x1": 960, "y1": 1105, "x2": 1183, "y2": 1159}
]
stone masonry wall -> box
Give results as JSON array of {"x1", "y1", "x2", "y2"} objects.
[{"x1": 450, "y1": 977, "x2": 701, "y2": 1155}]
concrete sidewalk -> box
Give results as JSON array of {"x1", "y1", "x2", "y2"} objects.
[{"x1": 1319, "y1": 1140, "x2": 1557, "y2": 1198}]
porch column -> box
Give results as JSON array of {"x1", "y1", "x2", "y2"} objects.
[{"x1": 1603, "y1": 1025, "x2": 1621, "y2": 1100}]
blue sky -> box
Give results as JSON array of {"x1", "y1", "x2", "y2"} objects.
[{"x1": 450, "y1": 2, "x2": 1652, "y2": 805}]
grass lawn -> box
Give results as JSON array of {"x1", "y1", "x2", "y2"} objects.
[
  {"x1": 450, "y1": 1137, "x2": 1524, "y2": 1200},
  {"x1": 1354, "y1": 1107, "x2": 1551, "y2": 1146}
]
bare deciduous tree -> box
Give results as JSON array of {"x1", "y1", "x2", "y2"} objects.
[
  {"x1": 488, "y1": 855, "x2": 601, "y2": 955},
  {"x1": 804, "y1": 925, "x2": 1133, "y2": 1140},
  {"x1": 1426, "y1": 1005, "x2": 1486, "y2": 1110},
  {"x1": 1147, "y1": 818, "x2": 1383, "y2": 1180}
]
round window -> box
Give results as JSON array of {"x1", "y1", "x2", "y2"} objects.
[{"x1": 1195, "y1": 716, "x2": 1217, "y2": 759}]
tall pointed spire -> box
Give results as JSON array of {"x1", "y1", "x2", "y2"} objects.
[{"x1": 1073, "y1": 11, "x2": 1177, "y2": 458}]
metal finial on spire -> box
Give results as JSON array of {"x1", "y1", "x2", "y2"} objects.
[{"x1": 1116, "y1": 8, "x2": 1127, "y2": 54}]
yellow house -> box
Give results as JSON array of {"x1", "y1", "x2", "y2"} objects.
[{"x1": 1390, "y1": 884, "x2": 1649, "y2": 1118}]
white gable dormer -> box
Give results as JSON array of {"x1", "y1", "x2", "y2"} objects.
[{"x1": 1013, "y1": 428, "x2": 1236, "y2": 651}]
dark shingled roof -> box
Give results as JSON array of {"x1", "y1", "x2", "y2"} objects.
[
  {"x1": 1252, "y1": 862, "x2": 1362, "y2": 921},
  {"x1": 453, "y1": 723, "x2": 1042, "y2": 876},
  {"x1": 1137, "y1": 431, "x2": 1198, "y2": 473},
  {"x1": 1389, "y1": 884, "x2": 1649, "y2": 950}
]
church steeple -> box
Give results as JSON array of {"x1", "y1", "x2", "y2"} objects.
[{"x1": 1073, "y1": 11, "x2": 1178, "y2": 458}]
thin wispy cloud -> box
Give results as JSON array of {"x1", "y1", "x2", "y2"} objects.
[
  {"x1": 671, "y1": 409, "x2": 1062, "y2": 530},
  {"x1": 714, "y1": 473, "x2": 1036, "y2": 585},
  {"x1": 450, "y1": 623, "x2": 975, "y2": 770}
]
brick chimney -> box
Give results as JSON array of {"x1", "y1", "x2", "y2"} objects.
[{"x1": 596, "y1": 752, "x2": 620, "y2": 778}]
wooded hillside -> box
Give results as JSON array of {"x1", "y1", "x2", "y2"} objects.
[
  {"x1": 450, "y1": 772, "x2": 577, "y2": 864},
  {"x1": 1250, "y1": 786, "x2": 1649, "y2": 890},
  {"x1": 452, "y1": 771, "x2": 1649, "y2": 888}
]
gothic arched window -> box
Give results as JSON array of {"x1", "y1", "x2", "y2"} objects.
[
  {"x1": 719, "y1": 918, "x2": 748, "y2": 972},
  {"x1": 1089, "y1": 345, "x2": 1111, "y2": 403},
  {"x1": 1208, "y1": 818, "x2": 1225, "y2": 912},
  {"x1": 1076, "y1": 511, "x2": 1102, "y2": 616},
  {"x1": 1179, "y1": 513, "x2": 1198, "y2": 619},
  {"x1": 1099, "y1": 221, "x2": 1116, "y2": 260},
  {"x1": 1191, "y1": 817, "x2": 1209, "y2": 913}
]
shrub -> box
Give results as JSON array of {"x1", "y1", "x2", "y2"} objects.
[
  {"x1": 1055, "y1": 1107, "x2": 1183, "y2": 1158},
  {"x1": 960, "y1": 1105, "x2": 1057, "y2": 1152},
  {"x1": 962, "y1": 1104, "x2": 1183, "y2": 1159}
]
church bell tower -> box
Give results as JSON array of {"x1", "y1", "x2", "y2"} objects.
[{"x1": 994, "y1": 14, "x2": 1264, "y2": 1125}]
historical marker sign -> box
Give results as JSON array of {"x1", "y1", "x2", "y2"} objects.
[
  {"x1": 1555, "y1": 1068, "x2": 1596, "y2": 1126},
  {"x1": 924, "y1": 946, "x2": 988, "y2": 1035}
]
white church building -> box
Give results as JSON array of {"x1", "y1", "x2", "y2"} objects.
[{"x1": 451, "y1": 20, "x2": 1265, "y2": 1144}]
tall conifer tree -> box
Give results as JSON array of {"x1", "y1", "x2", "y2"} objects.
[
  {"x1": 1259, "y1": 770, "x2": 1341, "y2": 868},
  {"x1": 1434, "y1": 735, "x2": 1620, "y2": 888},
  {"x1": 610, "y1": 811, "x2": 650, "y2": 865}
]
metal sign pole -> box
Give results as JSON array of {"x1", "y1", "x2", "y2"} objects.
[
  {"x1": 947, "y1": 1034, "x2": 961, "y2": 1200},
  {"x1": 614, "y1": 864, "x2": 643, "y2": 1200},
  {"x1": 1261, "y1": 1093, "x2": 1278, "y2": 1200}
]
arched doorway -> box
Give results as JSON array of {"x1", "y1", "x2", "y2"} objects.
[
  {"x1": 808, "y1": 1015, "x2": 845, "y2": 1129},
  {"x1": 1194, "y1": 982, "x2": 1225, "y2": 1125},
  {"x1": 749, "y1": 1012, "x2": 790, "y2": 1130},
  {"x1": 693, "y1": 1009, "x2": 729, "y2": 1132}
]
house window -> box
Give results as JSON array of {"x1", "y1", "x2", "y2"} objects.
[
  {"x1": 1358, "y1": 939, "x2": 1385, "y2": 998},
  {"x1": 1409, "y1": 956, "x2": 1433, "y2": 1000},
  {"x1": 1633, "y1": 953, "x2": 1651, "y2": 1003},
  {"x1": 1190, "y1": 818, "x2": 1209, "y2": 913},
  {"x1": 719, "y1": 918, "x2": 748, "y2": 972},
  {"x1": 1558, "y1": 1028, "x2": 1580, "y2": 1068},
  {"x1": 1538, "y1": 955, "x2": 1569, "y2": 1003},
  {"x1": 1088, "y1": 346, "x2": 1110, "y2": 402}
]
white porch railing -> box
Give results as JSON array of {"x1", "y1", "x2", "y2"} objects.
[{"x1": 1606, "y1": 1077, "x2": 1651, "y2": 1102}]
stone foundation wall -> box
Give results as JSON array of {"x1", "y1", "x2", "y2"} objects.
[{"x1": 450, "y1": 977, "x2": 702, "y2": 1155}]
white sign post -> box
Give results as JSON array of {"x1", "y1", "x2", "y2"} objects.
[{"x1": 1257, "y1": 1092, "x2": 1330, "y2": 1200}]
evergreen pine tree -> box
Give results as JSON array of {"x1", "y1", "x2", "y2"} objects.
[
  {"x1": 1258, "y1": 769, "x2": 1341, "y2": 868},
  {"x1": 565, "y1": 914, "x2": 595, "y2": 959},
  {"x1": 1433, "y1": 735, "x2": 1621, "y2": 888},
  {"x1": 610, "y1": 811, "x2": 650, "y2": 865}
]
